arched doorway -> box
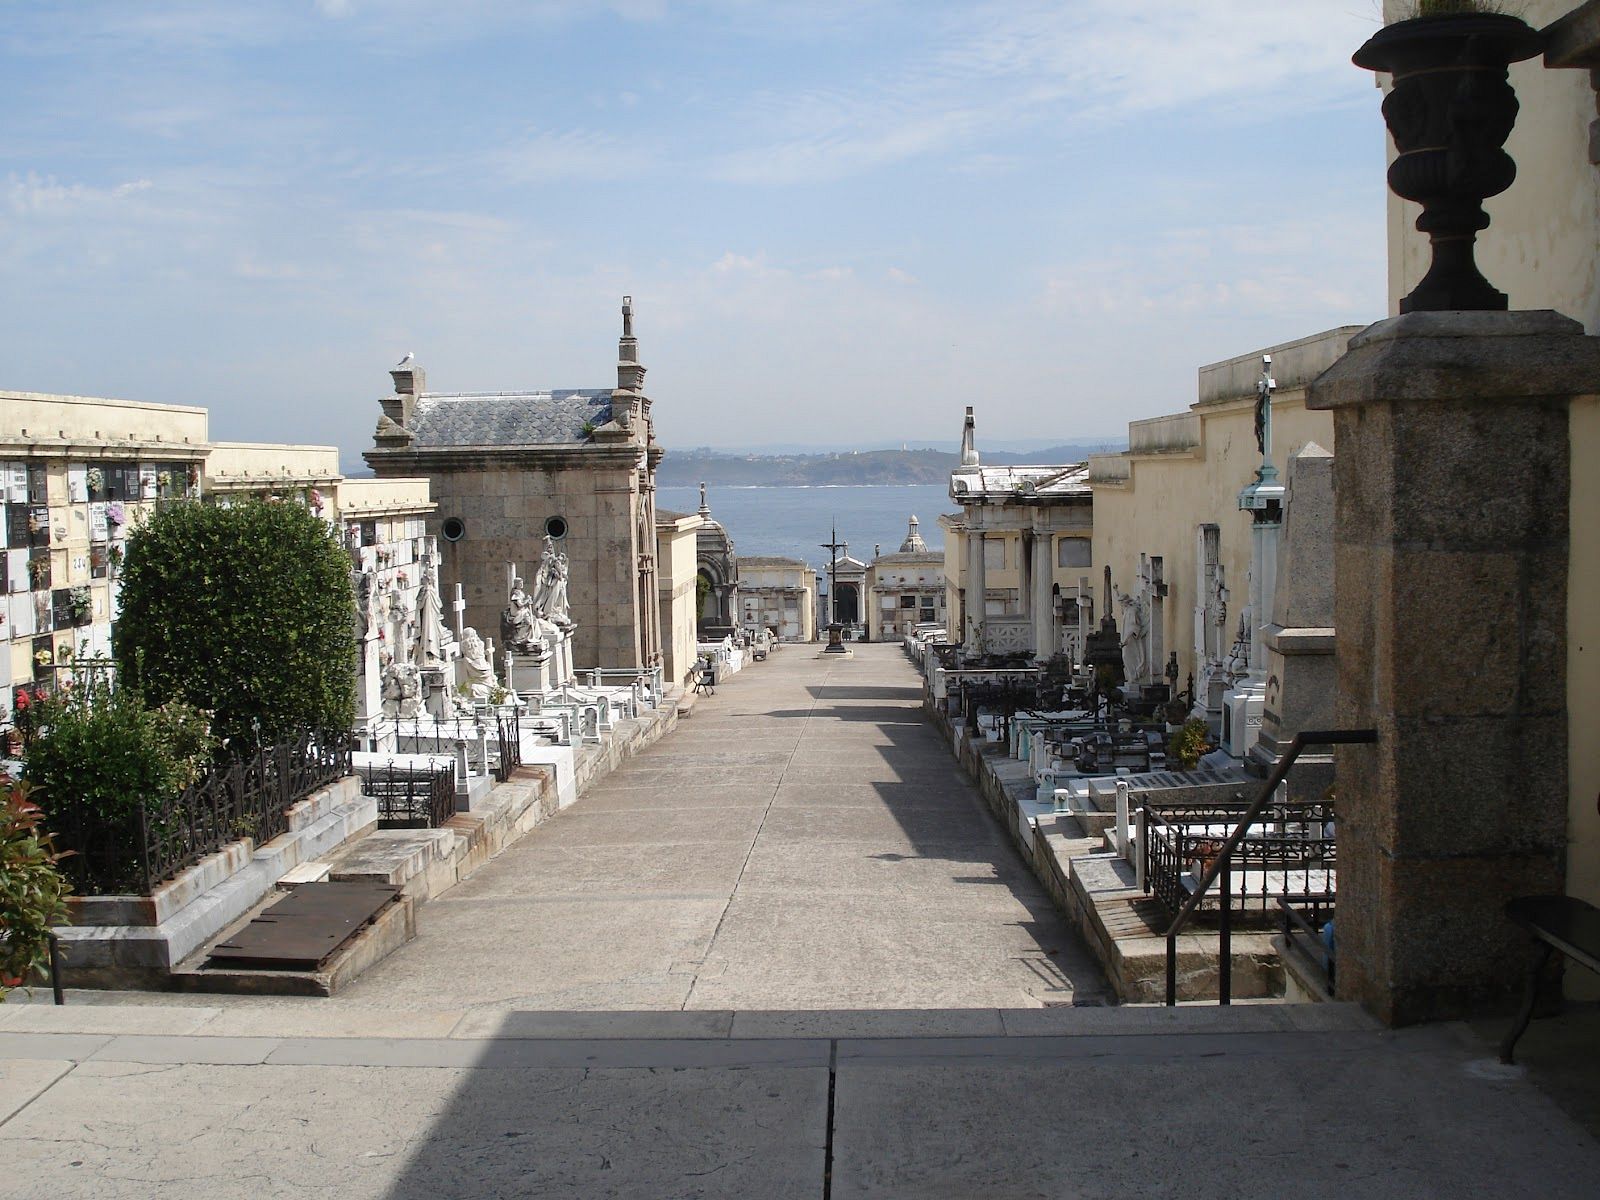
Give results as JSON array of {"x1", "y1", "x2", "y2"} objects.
[{"x1": 698, "y1": 568, "x2": 718, "y2": 621}]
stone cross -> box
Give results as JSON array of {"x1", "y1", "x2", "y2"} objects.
[{"x1": 452, "y1": 583, "x2": 467, "y2": 641}]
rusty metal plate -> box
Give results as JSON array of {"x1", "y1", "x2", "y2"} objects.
[{"x1": 206, "y1": 881, "x2": 400, "y2": 971}]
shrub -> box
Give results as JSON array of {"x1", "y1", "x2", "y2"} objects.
[
  {"x1": 114, "y1": 499, "x2": 356, "y2": 749},
  {"x1": 0, "y1": 775, "x2": 72, "y2": 1000},
  {"x1": 21, "y1": 679, "x2": 215, "y2": 894},
  {"x1": 1169, "y1": 717, "x2": 1214, "y2": 770}
]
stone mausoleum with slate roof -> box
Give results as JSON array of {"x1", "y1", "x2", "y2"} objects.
[{"x1": 364, "y1": 298, "x2": 663, "y2": 672}]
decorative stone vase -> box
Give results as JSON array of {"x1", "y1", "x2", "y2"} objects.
[{"x1": 1353, "y1": 14, "x2": 1543, "y2": 312}]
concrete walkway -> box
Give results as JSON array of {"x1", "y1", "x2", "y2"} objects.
[
  {"x1": 333, "y1": 640, "x2": 1106, "y2": 1012},
  {"x1": 4, "y1": 644, "x2": 1599, "y2": 1195},
  {"x1": 3, "y1": 1003, "x2": 1599, "y2": 1198}
]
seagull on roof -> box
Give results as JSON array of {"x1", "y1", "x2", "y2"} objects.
[{"x1": 396, "y1": 351, "x2": 414, "y2": 367}]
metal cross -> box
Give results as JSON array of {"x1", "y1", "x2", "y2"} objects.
[
  {"x1": 820, "y1": 522, "x2": 848, "y2": 625},
  {"x1": 1254, "y1": 353, "x2": 1276, "y2": 463}
]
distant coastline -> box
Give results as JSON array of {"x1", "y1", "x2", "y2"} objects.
[{"x1": 655, "y1": 442, "x2": 1121, "y2": 488}]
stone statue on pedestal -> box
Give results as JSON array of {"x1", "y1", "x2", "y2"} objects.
[
  {"x1": 458, "y1": 628, "x2": 498, "y2": 701},
  {"x1": 501, "y1": 576, "x2": 542, "y2": 656},
  {"x1": 415, "y1": 550, "x2": 451, "y2": 666},
  {"x1": 381, "y1": 657, "x2": 423, "y2": 718},
  {"x1": 529, "y1": 535, "x2": 575, "y2": 633},
  {"x1": 1117, "y1": 589, "x2": 1148, "y2": 687}
]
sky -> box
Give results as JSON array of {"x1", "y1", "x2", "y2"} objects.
[{"x1": 1, "y1": 1, "x2": 1391, "y2": 465}]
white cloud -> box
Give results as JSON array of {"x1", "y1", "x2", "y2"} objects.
[{"x1": 711, "y1": 0, "x2": 1382, "y2": 185}]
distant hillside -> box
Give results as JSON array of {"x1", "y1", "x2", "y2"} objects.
[{"x1": 656, "y1": 443, "x2": 1121, "y2": 487}]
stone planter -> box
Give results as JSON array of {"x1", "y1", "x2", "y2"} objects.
[{"x1": 1353, "y1": 14, "x2": 1543, "y2": 312}]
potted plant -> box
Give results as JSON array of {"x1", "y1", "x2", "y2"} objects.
[{"x1": 1353, "y1": 2, "x2": 1544, "y2": 311}]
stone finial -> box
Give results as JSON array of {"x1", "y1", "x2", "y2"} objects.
[
  {"x1": 960, "y1": 407, "x2": 979, "y2": 466},
  {"x1": 899, "y1": 515, "x2": 928, "y2": 553},
  {"x1": 615, "y1": 294, "x2": 647, "y2": 421},
  {"x1": 698, "y1": 482, "x2": 710, "y2": 516},
  {"x1": 382, "y1": 354, "x2": 424, "y2": 430}
]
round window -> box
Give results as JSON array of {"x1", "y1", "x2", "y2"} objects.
[
  {"x1": 544, "y1": 515, "x2": 568, "y2": 539},
  {"x1": 441, "y1": 517, "x2": 465, "y2": 542}
]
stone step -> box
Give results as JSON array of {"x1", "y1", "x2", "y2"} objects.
[
  {"x1": 328, "y1": 828, "x2": 460, "y2": 891},
  {"x1": 0, "y1": 999, "x2": 1378, "y2": 1040},
  {"x1": 276, "y1": 861, "x2": 332, "y2": 888},
  {"x1": 167, "y1": 891, "x2": 416, "y2": 999}
]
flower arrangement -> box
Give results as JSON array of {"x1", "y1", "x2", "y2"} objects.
[
  {"x1": 108, "y1": 544, "x2": 124, "y2": 571},
  {"x1": 27, "y1": 557, "x2": 49, "y2": 589},
  {"x1": 86, "y1": 466, "x2": 104, "y2": 493},
  {"x1": 68, "y1": 586, "x2": 92, "y2": 624},
  {"x1": 309, "y1": 488, "x2": 325, "y2": 514},
  {"x1": 106, "y1": 501, "x2": 126, "y2": 528},
  {"x1": 34, "y1": 648, "x2": 52, "y2": 669},
  {"x1": 157, "y1": 471, "x2": 171, "y2": 492}
]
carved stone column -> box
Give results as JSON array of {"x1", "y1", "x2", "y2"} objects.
[{"x1": 1032, "y1": 531, "x2": 1055, "y2": 661}]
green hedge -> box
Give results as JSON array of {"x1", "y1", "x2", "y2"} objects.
[{"x1": 114, "y1": 499, "x2": 356, "y2": 749}]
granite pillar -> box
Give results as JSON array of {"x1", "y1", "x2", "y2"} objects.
[{"x1": 1307, "y1": 310, "x2": 1600, "y2": 1026}]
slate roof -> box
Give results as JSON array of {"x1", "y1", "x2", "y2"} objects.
[
  {"x1": 740, "y1": 555, "x2": 809, "y2": 568},
  {"x1": 872, "y1": 551, "x2": 945, "y2": 565},
  {"x1": 656, "y1": 507, "x2": 690, "y2": 522},
  {"x1": 406, "y1": 390, "x2": 612, "y2": 447}
]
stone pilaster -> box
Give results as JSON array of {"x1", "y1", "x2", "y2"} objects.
[
  {"x1": 965, "y1": 526, "x2": 987, "y2": 651},
  {"x1": 1307, "y1": 310, "x2": 1600, "y2": 1025},
  {"x1": 1032, "y1": 530, "x2": 1055, "y2": 661}
]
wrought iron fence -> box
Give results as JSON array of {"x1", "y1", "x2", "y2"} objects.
[
  {"x1": 1143, "y1": 799, "x2": 1336, "y2": 924},
  {"x1": 359, "y1": 760, "x2": 456, "y2": 829},
  {"x1": 49, "y1": 729, "x2": 353, "y2": 896},
  {"x1": 493, "y1": 714, "x2": 522, "y2": 783}
]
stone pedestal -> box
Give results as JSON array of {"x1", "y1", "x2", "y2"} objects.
[
  {"x1": 1308, "y1": 311, "x2": 1600, "y2": 1026},
  {"x1": 1249, "y1": 443, "x2": 1337, "y2": 796}
]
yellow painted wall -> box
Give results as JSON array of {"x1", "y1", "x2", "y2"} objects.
[
  {"x1": 0, "y1": 390, "x2": 208, "y2": 450},
  {"x1": 1091, "y1": 392, "x2": 1335, "y2": 689},
  {"x1": 656, "y1": 519, "x2": 702, "y2": 686}
]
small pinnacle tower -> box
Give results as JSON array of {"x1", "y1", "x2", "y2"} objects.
[
  {"x1": 959, "y1": 407, "x2": 979, "y2": 466},
  {"x1": 899, "y1": 515, "x2": 928, "y2": 553}
]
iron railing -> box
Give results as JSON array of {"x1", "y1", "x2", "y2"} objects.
[
  {"x1": 1144, "y1": 799, "x2": 1335, "y2": 920},
  {"x1": 48, "y1": 728, "x2": 353, "y2": 896},
  {"x1": 359, "y1": 760, "x2": 456, "y2": 829},
  {"x1": 1163, "y1": 728, "x2": 1376, "y2": 1006},
  {"x1": 494, "y1": 713, "x2": 522, "y2": 783},
  {"x1": 1277, "y1": 892, "x2": 1338, "y2": 998}
]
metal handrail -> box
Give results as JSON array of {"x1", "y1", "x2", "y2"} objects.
[{"x1": 1164, "y1": 728, "x2": 1376, "y2": 1006}]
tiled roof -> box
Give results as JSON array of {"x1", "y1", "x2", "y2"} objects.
[{"x1": 407, "y1": 390, "x2": 612, "y2": 447}]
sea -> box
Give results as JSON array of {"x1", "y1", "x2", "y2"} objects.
[{"x1": 656, "y1": 484, "x2": 950, "y2": 568}]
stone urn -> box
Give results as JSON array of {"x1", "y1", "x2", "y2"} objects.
[{"x1": 1353, "y1": 13, "x2": 1543, "y2": 312}]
